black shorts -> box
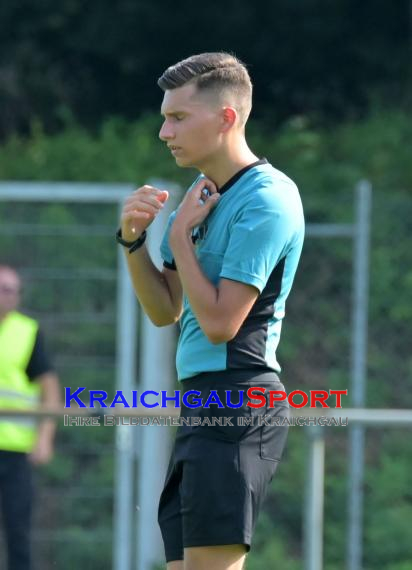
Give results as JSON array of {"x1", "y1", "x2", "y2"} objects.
[{"x1": 158, "y1": 369, "x2": 290, "y2": 563}]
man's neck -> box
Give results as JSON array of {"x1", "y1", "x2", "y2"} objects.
[{"x1": 199, "y1": 141, "x2": 259, "y2": 189}]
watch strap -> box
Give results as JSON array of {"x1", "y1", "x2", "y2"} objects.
[{"x1": 116, "y1": 228, "x2": 147, "y2": 253}]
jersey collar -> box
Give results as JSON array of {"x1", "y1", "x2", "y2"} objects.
[{"x1": 218, "y1": 158, "x2": 268, "y2": 196}]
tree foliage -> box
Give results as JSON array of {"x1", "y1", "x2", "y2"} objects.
[{"x1": 0, "y1": 0, "x2": 411, "y2": 138}]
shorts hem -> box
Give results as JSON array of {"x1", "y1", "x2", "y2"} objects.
[
  {"x1": 166, "y1": 554, "x2": 184, "y2": 563},
  {"x1": 165, "y1": 536, "x2": 252, "y2": 563},
  {"x1": 183, "y1": 535, "x2": 252, "y2": 550}
]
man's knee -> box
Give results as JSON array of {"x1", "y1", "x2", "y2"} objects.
[{"x1": 184, "y1": 544, "x2": 247, "y2": 570}]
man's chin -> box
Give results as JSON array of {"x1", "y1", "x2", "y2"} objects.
[{"x1": 174, "y1": 155, "x2": 193, "y2": 168}]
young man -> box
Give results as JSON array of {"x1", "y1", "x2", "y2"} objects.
[
  {"x1": 0, "y1": 265, "x2": 61, "y2": 570},
  {"x1": 118, "y1": 53, "x2": 304, "y2": 570}
]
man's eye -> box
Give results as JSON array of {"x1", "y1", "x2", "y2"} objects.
[{"x1": 175, "y1": 115, "x2": 184, "y2": 121}]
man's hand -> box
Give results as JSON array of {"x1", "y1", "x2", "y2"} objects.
[
  {"x1": 121, "y1": 185, "x2": 169, "y2": 241},
  {"x1": 31, "y1": 372, "x2": 60, "y2": 466},
  {"x1": 29, "y1": 437, "x2": 54, "y2": 466},
  {"x1": 171, "y1": 178, "x2": 220, "y2": 238}
]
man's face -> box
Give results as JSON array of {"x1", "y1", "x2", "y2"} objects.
[
  {"x1": 0, "y1": 269, "x2": 21, "y2": 318},
  {"x1": 159, "y1": 83, "x2": 224, "y2": 170}
]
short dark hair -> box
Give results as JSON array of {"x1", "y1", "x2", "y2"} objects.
[{"x1": 158, "y1": 52, "x2": 253, "y2": 125}]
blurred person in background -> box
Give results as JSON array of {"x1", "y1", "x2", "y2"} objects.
[
  {"x1": 118, "y1": 52, "x2": 304, "y2": 570},
  {"x1": 0, "y1": 265, "x2": 61, "y2": 570}
]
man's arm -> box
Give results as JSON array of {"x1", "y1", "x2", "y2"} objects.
[
  {"x1": 30, "y1": 371, "x2": 61, "y2": 465},
  {"x1": 120, "y1": 185, "x2": 183, "y2": 326},
  {"x1": 168, "y1": 177, "x2": 292, "y2": 344},
  {"x1": 124, "y1": 245, "x2": 183, "y2": 326},
  {"x1": 169, "y1": 229, "x2": 258, "y2": 344},
  {"x1": 168, "y1": 178, "x2": 259, "y2": 343}
]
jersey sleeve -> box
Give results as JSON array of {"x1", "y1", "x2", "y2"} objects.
[
  {"x1": 219, "y1": 194, "x2": 294, "y2": 293},
  {"x1": 25, "y1": 329, "x2": 54, "y2": 381}
]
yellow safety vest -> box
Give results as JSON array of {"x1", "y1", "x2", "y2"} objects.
[{"x1": 0, "y1": 311, "x2": 41, "y2": 452}]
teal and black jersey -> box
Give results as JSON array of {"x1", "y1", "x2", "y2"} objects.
[{"x1": 161, "y1": 159, "x2": 304, "y2": 381}]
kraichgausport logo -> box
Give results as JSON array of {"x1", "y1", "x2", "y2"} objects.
[{"x1": 65, "y1": 387, "x2": 347, "y2": 409}]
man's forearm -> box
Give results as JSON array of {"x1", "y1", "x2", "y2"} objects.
[
  {"x1": 38, "y1": 373, "x2": 60, "y2": 446},
  {"x1": 170, "y1": 230, "x2": 220, "y2": 335},
  {"x1": 125, "y1": 245, "x2": 180, "y2": 326},
  {"x1": 38, "y1": 418, "x2": 56, "y2": 444}
]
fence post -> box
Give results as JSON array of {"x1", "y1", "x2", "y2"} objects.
[
  {"x1": 347, "y1": 180, "x2": 372, "y2": 570},
  {"x1": 136, "y1": 180, "x2": 181, "y2": 570},
  {"x1": 304, "y1": 425, "x2": 326, "y2": 570},
  {"x1": 113, "y1": 205, "x2": 138, "y2": 570}
]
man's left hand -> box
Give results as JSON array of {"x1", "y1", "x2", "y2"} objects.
[
  {"x1": 29, "y1": 438, "x2": 54, "y2": 466},
  {"x1": 172, "y1": 178, "x2": 220, "y2": 236}
]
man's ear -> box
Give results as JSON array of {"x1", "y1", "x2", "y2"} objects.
[{"x1": 221, "y1": 107, "x2": 237, "y2": 132}]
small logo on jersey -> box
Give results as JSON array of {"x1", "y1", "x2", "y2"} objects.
[{"x1": 192, "y1": 222, "x2": 208, "y2": 245}]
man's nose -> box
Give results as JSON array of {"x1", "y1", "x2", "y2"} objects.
[{"x1": 159, "y1": 121, "x2": 174, "y2": 141}]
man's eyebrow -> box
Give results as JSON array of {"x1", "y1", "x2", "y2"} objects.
[{"x1": 160, "y1": 110, "x2": 187, "y2": 117}]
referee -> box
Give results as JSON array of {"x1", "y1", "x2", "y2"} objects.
[{"x1": 118, "y1": 53, "x2": 304, "y2": 570}]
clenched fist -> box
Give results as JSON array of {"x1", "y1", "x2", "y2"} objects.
[{"x1": 121, "y1": 185, "x2": 169, "y2": 241}]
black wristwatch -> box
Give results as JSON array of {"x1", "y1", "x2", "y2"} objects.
[{"x1": 116, "y1": 228, "x2": 147, "y2": 253}]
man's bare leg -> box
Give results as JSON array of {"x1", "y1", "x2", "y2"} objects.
[{"x1": 184, "y1": 544, "x2": 247, "y2": 570}]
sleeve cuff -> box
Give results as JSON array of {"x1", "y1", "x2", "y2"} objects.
[
  {"x1": 220, "y1": 270, "x2": 264, "y2": 293},
  {"x1": 163, "y1": 260, "x2": 177, "y2": 270}
]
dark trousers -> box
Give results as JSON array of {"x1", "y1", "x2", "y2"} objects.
[{"x1": 0, "y1": 450, "x2": 32, "y2": 570}]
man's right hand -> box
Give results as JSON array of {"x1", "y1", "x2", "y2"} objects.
[{"x1": 121, "y1": 185, "x2": 169, "y2": 241}]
